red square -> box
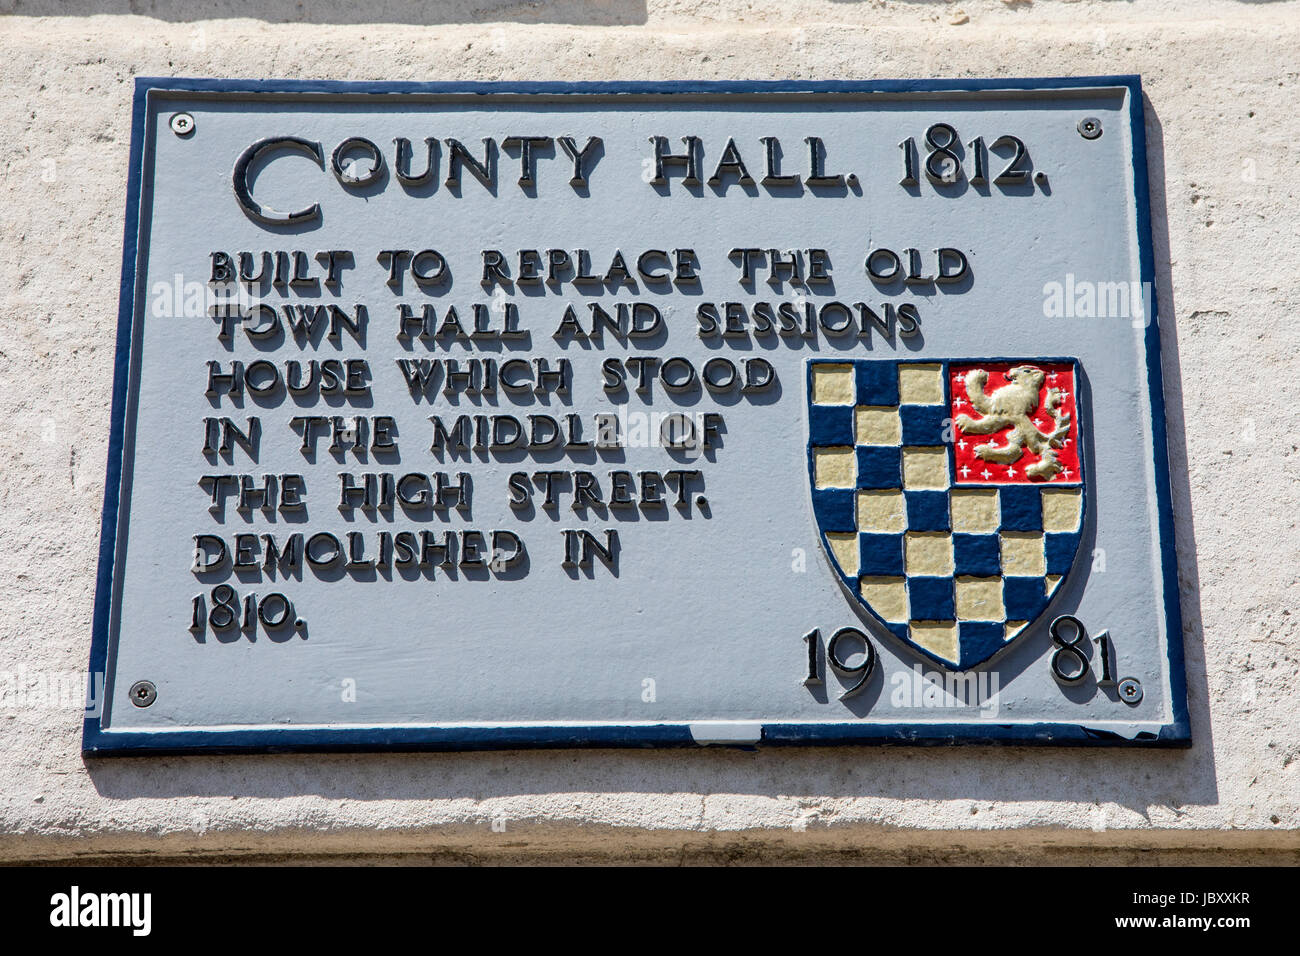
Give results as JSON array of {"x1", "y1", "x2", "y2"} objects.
[{"x1": 949, "y1": 361, "x2": 1081, "y2": 485}]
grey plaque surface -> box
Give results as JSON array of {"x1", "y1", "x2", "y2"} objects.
[{"x1": 86, "y1": 78, "x2": 1188, "y2": 753}]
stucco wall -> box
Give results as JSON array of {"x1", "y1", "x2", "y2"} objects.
[{"x1": 0, "y1": 0, "x2": 1297, "y2": 863}]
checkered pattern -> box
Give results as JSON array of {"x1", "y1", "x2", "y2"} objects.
[{"x1": 807, "y1": 359, "x2": 1085, "y2": 670}]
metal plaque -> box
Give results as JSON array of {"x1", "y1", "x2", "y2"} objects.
[{"x1": 85, "y1": 77, "x2": 1189, "y2": 754}]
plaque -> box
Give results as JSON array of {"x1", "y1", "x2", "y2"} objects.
[{"x1": 85, "y1": 77, "x2": 1189, "y2": 753}]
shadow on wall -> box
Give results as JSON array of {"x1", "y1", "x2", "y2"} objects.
[
  {"x1": 81, "y1": 98, "x2": 1215, "y2": 817},
  {"x1": 0, "y1": 0, "x2": 649, "y2": 25}
]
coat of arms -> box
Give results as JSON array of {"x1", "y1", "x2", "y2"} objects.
[{"x1": 806, "y1": 358, "x2": 1086, "y2": 670}]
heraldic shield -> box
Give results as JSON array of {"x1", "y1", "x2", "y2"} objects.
[{"x1": 806, "y1": 358, "x2": 1086, "y2": 671}]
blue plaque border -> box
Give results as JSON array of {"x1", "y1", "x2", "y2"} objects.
[{"x1": 84, "y1": 75, "x2": 1190, "y2": 755}]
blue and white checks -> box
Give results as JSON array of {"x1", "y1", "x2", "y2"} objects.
[{"x1": 806, "y1": 358, "x2": 1085, "y2": 670}]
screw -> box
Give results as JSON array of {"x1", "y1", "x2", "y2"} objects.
[
  {"x1": 170, "y1": 112, "x2": 195, "y2": 137},
  {"x1": 129, "y1": 680, "x2": 157, "y2": 707},
  {"x1": 1077, "y1": 116, "x2": 1102, "y2": 140},
  {"x1": 1117, "y1": 677, "x2": 1143, "y2": 705}
]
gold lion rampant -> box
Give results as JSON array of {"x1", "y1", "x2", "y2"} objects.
[{"x1": 954, "y1": 366, "x2": 1071, "y2": 479}]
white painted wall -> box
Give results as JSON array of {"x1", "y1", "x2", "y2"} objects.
[{"x1": 0, "y1": 1, "x2": 1296, "y2": 863}]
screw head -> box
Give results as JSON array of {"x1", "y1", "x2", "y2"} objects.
[
  {"x1": 169, "y1": 112, "x2": 195, "y2": 137},
  {"x1": 129, "y1": 680, "x2": 157, "y2": 708},
  {"x1": 1117, "y1": 677, "x2": 1143, "y2": 704},
  {"x1": 1077, "y1": 116, "x2": 1102, "y2": 140}
]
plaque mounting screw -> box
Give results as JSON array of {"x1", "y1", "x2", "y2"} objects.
[
  {"x1": 1077, "y1": 116, "x2": 1102, "y2": 140},
  {"x1": 169, "y1": 112, "x2": 195, "y2": 137},
  {"x1": 1117, "y1": 677, "x2": 1143, "y2": 705},
  {"x1": 129, "y1": 680, "x2": 157, "y2": 708}
]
